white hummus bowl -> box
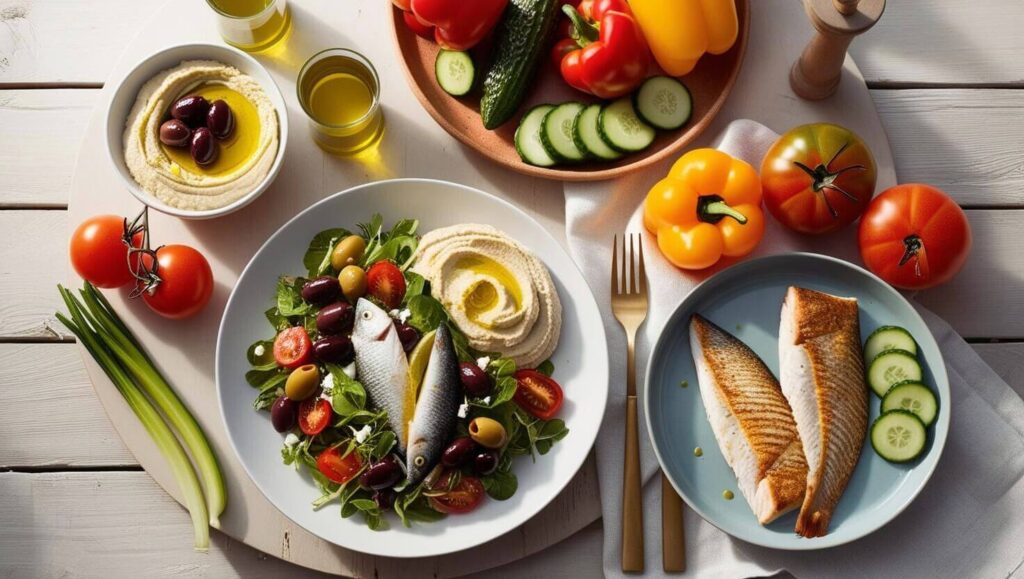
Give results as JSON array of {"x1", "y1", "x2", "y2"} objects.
[{"x1": 104, "y1": 42, "x2": 288, "y2": 220}]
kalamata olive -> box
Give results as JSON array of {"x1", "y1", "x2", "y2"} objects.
[
  {"x1": 313, "y1": 334, "x2": 354, "y2": 365},
  {"x1": 159, "y1": 119, "x2": 192, "y2": 147},
  {"x1": 338, "y1": 265, "x2": 367, "y2": 302},
  {"x1": 171, "y1": 95, "x2": 211, "y2": 128},
  {"x1": 331, "y1": 235, "x2": 367, "y2": 271},
  {"x1": 373, "y1": 488, "x2": 397, "y2": 510},
  {"x1": 190, "y1": 127, "x2": 217, "y2": 166},
  {"x1": 472, "y1": 449, "x2": 499, "y2": 476},
  {"x1": 301, "y1": 275, "x2": 341, "y2": 306},
  {"x1": 395, "y1": 323, "x2": 419, "y2": 353},
  {"x1": 441, "y1": 437, "x2": 478, "y2": 467},
  {"x1": 316, "y1": 301, "x2": 354, "y2": 335},
  {"x1": 206, "y1": 99, "x2": 234, "y2": 139},
  {"x1": 285, "y1": 364, "x2": 320, "y2": 401},
  {"x1": 270, "y1": 395, "x2": 297, "y2": 432},
  {"x1": 459, "y1": 362, "x2": 493, "y2": 397},
  {"x1": 468, "y1": 417, "x2": 508, "y2": 449},
  {"x1": 359, "y1": 455, "x2": 402, "y2": 490}
]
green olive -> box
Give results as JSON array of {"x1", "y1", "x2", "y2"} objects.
[
  {"x1": 285, "y1": 364, "x2": 320, "y2": 401},
  {"x1": 468, "y1": 417, "x2": 507, "y2": 449},
  {"x1": 339, "y1": 265, "x2": 368, "y2": 302},
  {"x1": 331, "y1": 235, "x2": 366, "y2": 271}
]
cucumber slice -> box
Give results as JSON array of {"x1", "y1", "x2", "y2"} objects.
[
  {"x1": 871, "y1": 410, "x2": 928, "y2": 463},
  {"x1": 598, "y1": 97, "x2": 656, "y2": 153},
  {"x1": 514, "y1": 105, "x2": 557, "y2": 167},
  {"x1": 435, "y1": 50, "x2": 475, "y2": 97},
  {"x1": 882, "y1": 381, "x2": 938, "y2": 427},
  {"x1": 864, "y1": 326, "x2": 918, "y2": 363},
  {"x1": 541, "y1": 102, "x2": 588, "y2": 162},
  {"x1": 633, "y1": 76, "x2": 692, "y2": 130},
  {"x1": 573, "y1": 104, "x2": 621, "y2": 161},
  {"x1": 868, "y1": 349, "x2": 922, "y2": 397}
]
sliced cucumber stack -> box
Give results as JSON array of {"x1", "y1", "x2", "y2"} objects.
[
  {"x1": 541, "y1": 102, "x2": 588, "y2": 162},
  {"x1": 871, "y1": 410, "x2": 928, "y2": 463},
  {"x1": 573, "y1": 104, "x2": 621, "y2": 161},
  {"x1": 864, "y1": 325, "x2": 917, "y2": 363},
  {"x1": 881, "y1": 381, "x2": 938, "y2": 427},
  {"x1": 435, "y1": 50, "x2": 475, "y2": 97},
  {"x1": 599, "y1": 97, "x2": 656, "y2": 153},
  {"x1": 867, "y1": 349, "x2": 922, "y2": 398},
  {"x1": 515, "y1": 105, "x2": 557, "y2": 167},
  {"x1": 633, "y1": 76, "x2": 692, "y2": 130}
]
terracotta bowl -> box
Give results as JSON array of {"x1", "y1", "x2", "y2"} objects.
[{"x1": 390, "y1": 1, "x2": 749, "y2": 182}]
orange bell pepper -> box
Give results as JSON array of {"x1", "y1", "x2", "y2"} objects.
[
  {"x1": 629, "y1": 0, "x2": 738, "y2": 76},
  {"x1": 643, "y1": 148, "x2": 764, "y2": 270}
]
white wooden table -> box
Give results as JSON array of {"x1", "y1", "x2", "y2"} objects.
[{"x1": 2, "y1": 0, "x2": 1023, "y2": 577}]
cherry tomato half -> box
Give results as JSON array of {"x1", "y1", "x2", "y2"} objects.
[
  {"x1": 513, "y1": 369, "x2": 564, "y2": 420},
  {"x1": 69, "y1": 215, "x2": 142, "y2": 288},
  {"x1": 760, "y1": 123, "x2": 877, "y2": 235},
  {"x1": 139, "y1": 244, "x2": 213, "y2": 319},
  {"x1": 316, "y1": 446, "x2": 362, "y2": 484},
  {"x1": 273, "y1": 326, "x2": 313, "y2": 369},
  {"x1": 428, "y1": 472, "x2": 485, "y2": 514},
  {"x1": 858, "y1": 183, "x2": 971, "y2": 290},
  {"x1": 298, "y1": 398, "x2": 333, "y2": 436}
]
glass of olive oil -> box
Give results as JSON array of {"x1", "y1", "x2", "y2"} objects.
[
  {"x1": 206, "y1": 0, "x2": 291, "y2": 53},
  {"x1": 297, "y1": 49, "x2": 384, "y2": 155}
]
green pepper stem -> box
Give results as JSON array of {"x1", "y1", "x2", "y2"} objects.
[
  {"x1": 563, "y1": 5, "x2": 599, "y2": 46},
  {"x1": 699, "y1": 196, "x2": 748, "y2": 225}
]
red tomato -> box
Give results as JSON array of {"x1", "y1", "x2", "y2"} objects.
[
  {"x1": 858, "y1": 184, "x2": 971, "y2": 290},
  {"x1": 298, "y1": 398, "x2": 333, "y2": 436},
  {"x1": 513, "y1": 369, "x2": 564, "y2": 420},
  {"x1": 366, "y1": 261, "x2": 407, "y2": 309},
  {"x1": 139, "y1": 245, "x2": 213, "y2": 319},
  {"x1": 69, "y1": 215, "x2": 142, "y2": 288},
  {"x1": 273, "y1": 327, "x2": 313, "y2": 369},
  {"x1": 316, "y1": 446, "x2": 362, "y2": 484},
  {"x1": 402, "y1": 10, "x2": 434, "y2": 39},
  {"x1": 761, "y1": 123, "x2": 877, "y2": 235},
  {"x1": 428, "y1": 473, "x2": 485, "y2": 514}
]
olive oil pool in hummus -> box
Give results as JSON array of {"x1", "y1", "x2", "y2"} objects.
[
  {"x1": 207, "y1": 0, "x2": 291, "y2": 52},
  {"x1": 298, "y1": 49, "x2": 384, "y2": 155}
]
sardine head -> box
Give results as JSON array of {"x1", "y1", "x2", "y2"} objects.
[
  {"x1": 405, "y1": 436, "x2": 433, "y2": 485},
  {"x1": 353, "y1": 298, "x2": 393, "y2": 343}
]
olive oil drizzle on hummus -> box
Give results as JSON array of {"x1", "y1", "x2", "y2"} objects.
[{"x1": 460, "y1": 255, "x2": 523, "y2": 329}]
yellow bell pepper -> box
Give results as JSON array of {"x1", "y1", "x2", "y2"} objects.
[{"x1": 629, "y1": 0, "x2": 739, "y2": 77}]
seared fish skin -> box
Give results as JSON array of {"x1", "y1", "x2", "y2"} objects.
[
  {"x1": 352, "y1": 298, "x2": 413, "y2": 453},
  {"x1": 690, "y1": 314, "x2": 808, "y2": 524},
  {"x1": 405, "y1": 324, "x2": 462, "y2": 485},
  {"x1": 779, "y1": 287, "x2": 868, "y2": 538}
]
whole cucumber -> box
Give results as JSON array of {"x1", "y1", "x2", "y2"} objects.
[{"x1": 480, "y1": 0, "x2": 560, "y2": 130}]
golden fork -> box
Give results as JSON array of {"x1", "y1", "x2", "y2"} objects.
[{"x1": 610, "y1": 233, "x2": 648, "y2": 572}]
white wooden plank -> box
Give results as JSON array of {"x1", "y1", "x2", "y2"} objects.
[
  {"x1": 0, "y1": 90, "x2": 95, "y2": 207},
  {"x1": 0, "y1": 211, "x2": 71, "y2": 339}
]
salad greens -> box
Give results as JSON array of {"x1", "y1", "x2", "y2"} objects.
[{"x1": 246, "y1": 215, "x2": 568, "y2": 530}]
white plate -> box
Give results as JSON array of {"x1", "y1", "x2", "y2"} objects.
[{"x1": 215, "y1": 179, "x2": 608, "y2": 557}]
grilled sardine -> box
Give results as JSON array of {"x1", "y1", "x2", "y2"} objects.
[
  {"x1": 690, "y1": 314, "x2": 808, "y2": 524},
  {"x1": 352, "y1": 298, "x2": 414, "y2": 452},
  {"x1": 405, "y1": 324, "x2": 462, "y2": 485},
  {"x1": 779, "y1": 287, "x2": 868, "y2": 538}
]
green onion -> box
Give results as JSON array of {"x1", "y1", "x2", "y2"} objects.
[{"x1": 56, "y1": 283, "x2": 225, "y2": 550}]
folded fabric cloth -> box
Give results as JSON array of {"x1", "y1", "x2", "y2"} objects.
[{"x1": 563, "y1": 119, "x2": 1024, "y2": 578}]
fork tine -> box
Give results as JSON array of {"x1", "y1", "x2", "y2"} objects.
[
  {"x1": 625, "y1": 234, "x2": 634, "y2": 294},
  {"x1": 637, "y1": 234, "x2": 646, "y2": 295},
  {"x1": 611, "y1": 235, "x2": 619, "y2": 295},
  {"x1": 621, "y1": 231, "x2": 628, "y2": 295}
]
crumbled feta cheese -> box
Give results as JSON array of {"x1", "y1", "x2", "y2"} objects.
[
  {"x1": 387, "y1": 308, "x2": 413, "y2": 324},
  {"x1": 342, "y1": 362, "x2": 357, "y2": 379},
  {"x1": 457, "y1": 403, "x2": 469, "y2": 418},
  {"x1": 476, "y1": 356, "x2": 491, "y2": 371},
  {"x1": 482, "y1": 396, "x2": 491, "y2": 405},
  {"x1": 321, "y1": 372, "x2": 335, "y2": 391},
  {"x1": 275, "y1": 386, "x2": 284, "y2": 397},
  {"x1": 284, "y1": 433, "x2": 300, "y2": 448},
  {"x1": 351, "y1": 424, "x2": 372, "y2": 444},
  {"x1": 253, "y1": 344, "x2": 265, "y2": 357}
]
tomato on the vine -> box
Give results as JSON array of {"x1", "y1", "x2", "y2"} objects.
[
  {"x1": 858, "y1": 183, "x2": 971, "y2": 290},
  {"x1": 513, "y1": 369, "x2": 564, "y2": 420},
  {"x1": 316, "y1": 446, "x2": 362, "y2": 484},
  {"x1": 69, "y1": 215, "x2": 142, "y2": 288},
  {"x1": 137, "y1": 244, "x2": 213, "y2": 319},
  {"x1": 273, "y1": 327, "x2": 313, "y2": 369},
  {"x1": 428, "y1": 472, "x2": 485, "y2": 514},
  {"x1": 760, "y1": 123, "x2": 877, "y2": 235}
]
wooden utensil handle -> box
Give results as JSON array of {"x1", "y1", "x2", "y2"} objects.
[
  {"x1": 622, "y1": 395, "x2": 644, "y2": 572},
  {"x1": 662, "y1": 473, "x2": 686, "y2": 572}
]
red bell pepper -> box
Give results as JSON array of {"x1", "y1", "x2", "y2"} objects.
[
  {"x1": 407, "y1": 0, "x2": 509, "y2": 51},
  {"x1": 555, "y1": 0, "x2": 651, "y2": 99}
]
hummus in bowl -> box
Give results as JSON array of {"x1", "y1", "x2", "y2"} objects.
[
  {"x1": 411, "y1": 224, "x2": 562, "y2": 369},
  {"x1": 106, "y1": 43, "x2": 288, "y2": 219}
]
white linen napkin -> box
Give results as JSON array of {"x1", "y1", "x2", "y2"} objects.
[{"x1": 563, "y1": 120, "x2": 1024, "y2": 578}]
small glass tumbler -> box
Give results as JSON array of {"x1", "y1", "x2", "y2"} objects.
[
  {"x1": 207, "y1": 0, "x2": 292, "y2": 53},
  {"x1": 297, "y1": 48, "x2": 385, "y2": 156}
]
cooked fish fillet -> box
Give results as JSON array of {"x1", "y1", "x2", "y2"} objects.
[
  {"x1": 779, "y1": 287, "x2": 868, "y2": 538},
  {"x1": 690, "y1": 314, "x2": 808, "y2": 524}
]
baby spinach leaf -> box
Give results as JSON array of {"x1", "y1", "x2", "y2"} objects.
[
  {"x1": 327, "y1": 364, "x2": 368, "y2": 415},
  {"x1": 303, "y1": 228, "x2": 350, "y2": 277},
  {"x1": 406, "y1": 294, "x2": 447, "y2": 333},
  {"x1": 535, "y1": 359, "x2": 555, "y2": 376},
  {"x1": 402, "y1": 271, "x2": 426, "y2": 303},
  {"x1": 482, "y1": 469, "x2": 518, "y2": 500},
  {"x1": 275, "y1": 276, "x2": 312, "y2": 317}
]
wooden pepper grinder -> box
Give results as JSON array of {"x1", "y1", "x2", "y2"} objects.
[{"x1": 790, "y1": 0, "x2": 886, "y2": 100}]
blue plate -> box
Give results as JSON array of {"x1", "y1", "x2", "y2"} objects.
[{"x1": 644, "y1": 253, "x2": 949, "y2": 550}]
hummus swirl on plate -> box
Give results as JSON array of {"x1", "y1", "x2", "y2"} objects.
[
  {"x1": 412, "y1": 224, "x2": 562, "y2": 369},
  {"x1": 123, "y1": 60, "x2": 279, "y2": 211}
]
